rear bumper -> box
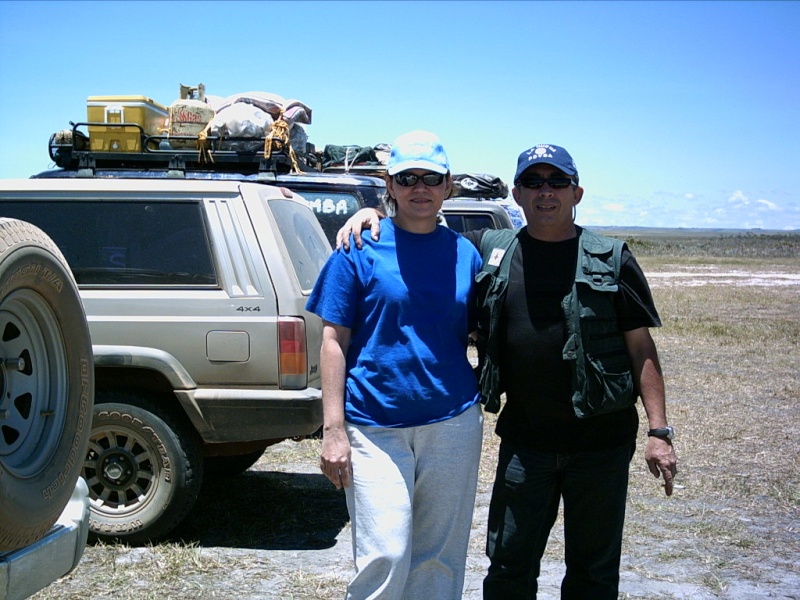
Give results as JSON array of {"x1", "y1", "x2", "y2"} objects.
[
  {"x1": 176, "y1": 387, "x2": 323, "y2": 443},
  {"x1": 0, "y1": 478, "x2": 90, "y2": 600}
]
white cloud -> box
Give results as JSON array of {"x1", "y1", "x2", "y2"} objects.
[
  {"x1": 581, "y1": 188, "x2": 799, "y2": 230},
  {"x1": 756, "y1": 198, "x2": 779, "y2": 211},
  {"x1": 728, "y1": 190, "x2": 749, "y2": 206}
]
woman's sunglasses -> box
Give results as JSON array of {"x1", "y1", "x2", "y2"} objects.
[
  {"x1": 393, "y1": 172, "x2": 445, "y2": 187},
  {"x1": 519, "y1": 177, "x2": 576, "y2": 189}
]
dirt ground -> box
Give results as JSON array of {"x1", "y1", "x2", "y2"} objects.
[{"x1": 33, "y1": 260, "x2": 800, "y2": 600}]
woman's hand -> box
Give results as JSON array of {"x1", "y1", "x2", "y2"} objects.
[{"x1": 320, "y1": 427, "x2": 352, "y2": 489}]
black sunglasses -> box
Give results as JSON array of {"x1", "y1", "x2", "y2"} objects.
[
  {"x1": 393, "y1": 172, "x2": 446, "y2": 187},
  {"x1": 519, "y1": 177, "x2": 576, "y2": 189}
]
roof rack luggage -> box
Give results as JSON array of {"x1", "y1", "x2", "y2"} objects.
[{"x1": 48, "y1": 121, "x2": 321, "y2": 176}]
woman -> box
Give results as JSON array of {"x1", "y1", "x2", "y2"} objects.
[{"x1": 306, "y1": 130, "x2": 483, "y2": 600}]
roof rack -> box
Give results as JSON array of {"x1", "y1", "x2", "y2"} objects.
[{"x1": 49, "y1": 122, "x2": 321, "y2": 177}]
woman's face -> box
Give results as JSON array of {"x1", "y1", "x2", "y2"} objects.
[{"x1": 386, "y1": 169, "x2": 452, "y2": 232}]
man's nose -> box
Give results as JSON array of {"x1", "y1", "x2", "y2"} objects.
[{"x1": 537, "y1": 184, "x2": 556, "y2": 195}]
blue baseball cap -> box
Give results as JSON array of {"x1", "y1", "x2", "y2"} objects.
[
  {"x1": 513, "y1": 144, "x2": 579, "y2": 185},
  {"x1": 386, "y1": 130, "x2": 450, "y2": 176}
]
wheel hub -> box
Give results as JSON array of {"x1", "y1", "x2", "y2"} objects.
[{"x1": 96, "y1": 448, "x2": 137, "y2": 490}]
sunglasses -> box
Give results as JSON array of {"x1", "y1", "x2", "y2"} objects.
[
  {"x1": 393, "y1": 172, "x2": 446, "y2": 187},
  {"x1": 519, "y1": 177, "x2": 576, "y2": 189}
]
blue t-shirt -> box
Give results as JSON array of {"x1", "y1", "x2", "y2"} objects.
[{"x1": 306, "y1": 219, "x2": 482, "y2": 427}]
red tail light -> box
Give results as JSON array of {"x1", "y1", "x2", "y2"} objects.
[{"x1": 279, "y1": 317, "x2": 307, "y2": 389}]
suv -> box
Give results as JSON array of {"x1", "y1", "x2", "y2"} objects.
[
  {"x1": 441, "y1": 198, "x2": 516, "y2": 233},
  {"x1": 0, "y1": 219, "x2": 94, "y2": 598},
  {"x1": 0, "y1": 177, "x2": 330, "y2": 544}
]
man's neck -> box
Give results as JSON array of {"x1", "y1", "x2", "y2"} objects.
[{"x1": 525, "y1": 223, "x2": 578, "y2": 242}]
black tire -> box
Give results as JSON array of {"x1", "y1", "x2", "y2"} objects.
[
  {"x1": 203, "y1": 447, "x2": 266, "y2": 479},
  {"x1": 84, "y1": 392, "x2": 203, "y2": 545},
  {"x1": 0, "y1": 219, "x2": 94, "y2": 551}
]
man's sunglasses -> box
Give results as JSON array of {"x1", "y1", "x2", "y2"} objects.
[
  {"x1": 519, "y1": 177, "x2": 576, "y2": 189},
  {"x1": 393, "y1": 172, "x2": 446, "y2": 187}
]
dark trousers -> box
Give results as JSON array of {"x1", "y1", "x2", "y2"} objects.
[{"x1": 483, "y1": 440, "x2": 635, "y2": 600}]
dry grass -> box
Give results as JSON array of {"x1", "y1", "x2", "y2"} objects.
[{"x1": 33, "y1": 236, "x2": 800, "y2": 599}]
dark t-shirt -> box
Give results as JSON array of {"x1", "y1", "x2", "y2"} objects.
[{"x1": 464, "y1": 228, "x2": 662, "y2": 452}]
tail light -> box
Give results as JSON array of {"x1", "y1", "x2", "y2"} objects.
[{"x1": 279, "y1": 317, "x2": 307, "y2": 389}]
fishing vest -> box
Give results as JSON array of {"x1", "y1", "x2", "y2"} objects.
[{"x1": 474, "y1": 226, "x2": 635, "y2": 417}]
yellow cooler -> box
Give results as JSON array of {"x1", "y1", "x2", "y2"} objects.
[{"x1": 87, "y1": 95, "x2": 169, "y2": 152}]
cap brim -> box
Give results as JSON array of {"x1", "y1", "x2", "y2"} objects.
[
  {"x1": 514, "y1": 161, "x2": 578, "y2": 184},
  {"x1": 387, "y1": 160, "x2": 449, "y2": 176}
]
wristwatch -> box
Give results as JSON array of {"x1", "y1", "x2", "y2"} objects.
[{"x1": 647, "y1": 426, "x2": 675, "y2": 440}]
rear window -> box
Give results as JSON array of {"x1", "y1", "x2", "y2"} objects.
[
  {"x1": 269, "y1": 198, "x2": 330, "y2": 293},
  {"x1": 292, "y1": 191, "x2": 363, "y2": 245},
  {"x1": 444, "y1": 212, "x2": 499, "y2": 233},
  {"x1": 0, "y1": 200, "x2": 216, "y2": 286}
]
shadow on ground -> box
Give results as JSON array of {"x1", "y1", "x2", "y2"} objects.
[{"x1": 166, "y1": 470, "x2": 349, "y2": 551}]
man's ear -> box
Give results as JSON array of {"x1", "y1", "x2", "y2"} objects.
[
  {"x1": 512, "y1": 186, "x2": 523, "y2": 207},
  {"x1": 573, "y1": 185, "x2": 584, "y2": 206}
]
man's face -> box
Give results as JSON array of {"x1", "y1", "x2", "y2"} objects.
[{"x1": 512, "y1": 164, "x2": 583, "y2": 236}]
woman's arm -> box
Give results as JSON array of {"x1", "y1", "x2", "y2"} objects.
[{"x1": 320, "y1": 321, "x2": 353, "y2": 489}]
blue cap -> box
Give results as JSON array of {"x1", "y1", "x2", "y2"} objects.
[
  {"x1": 513, "y1": 144, "x2": 579, "y2": 185},
  {"x1": 386, "y1": 130, "x2": 450, "y2": 176}
]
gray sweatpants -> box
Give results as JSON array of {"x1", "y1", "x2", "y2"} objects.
[{"x1": 344, "y1": 402, "x2": 484, "y2": 600}]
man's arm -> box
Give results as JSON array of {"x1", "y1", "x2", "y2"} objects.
[
  {"x1": 335, "y1": 208, "x2": 384, "y2": 251},
  {"x1": 320, "y1": 321, "x2": 353, "y2": 489},
  {"x1": 624, "y1": 326, "x2": 678, "y2": 496}
]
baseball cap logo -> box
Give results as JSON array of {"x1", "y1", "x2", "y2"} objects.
[{"x1": 528, "y1": 145, "x2": 558, "y2": 160}]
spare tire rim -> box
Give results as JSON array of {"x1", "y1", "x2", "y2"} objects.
[{"x1": 0, "y1": 289, "x2": 68, "y2": 476}]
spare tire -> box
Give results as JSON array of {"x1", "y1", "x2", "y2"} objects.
[{"x1": 0, "y1": 219, "x2": 94, "y2": 551}]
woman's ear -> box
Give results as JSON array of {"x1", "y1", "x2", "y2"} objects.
[{"x1": 445, "y1": 174, "x2": 454, "y2": 199}]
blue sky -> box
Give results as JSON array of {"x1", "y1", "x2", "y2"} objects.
[{"x1": 1, "y1": 0, "x2": 798, "y2": 230}]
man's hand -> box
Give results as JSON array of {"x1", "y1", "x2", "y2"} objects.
[
  {"x1": 645, "y1": 436, "x2": 678, "y2": 496},
  {"x1": 335, "y1": 208, "x2": 384, "y2": 251}
]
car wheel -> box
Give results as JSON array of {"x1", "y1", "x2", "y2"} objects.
[
  {"x1": 203, "y1": 447, "x2": 266, "y2": 479},
  {"x1": 0, "y1": 219, "x2": 94, "y2": 551},
  {"x1": 84, "y1": 393, "x2": 203, "y2": 544}
]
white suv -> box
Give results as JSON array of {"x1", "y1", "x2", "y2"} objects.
[{"x1": 0, "y1": 178, "x2": 330, "y2": 545}]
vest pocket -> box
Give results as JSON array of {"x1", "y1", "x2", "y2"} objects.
[{"x1": 584, "y1": 352, "x2": 635, "y2": 416}]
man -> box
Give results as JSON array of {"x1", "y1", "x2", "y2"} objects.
[
  {"x1": 472, "y1": 144, "x2": 677, "y2": 599},
  {"x1": 337, "y1": 144, "x2": 678, "y2": 599}
]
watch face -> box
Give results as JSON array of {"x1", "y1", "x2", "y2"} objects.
[{"x1": 650, "y1": 426, "x2": 674, "y2": 439}]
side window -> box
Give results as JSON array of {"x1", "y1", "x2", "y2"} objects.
[
  {"x1": 0, "y1": 200, "x2": 216, "y2": 286},
  {"x1": 269, "y1": 199, "x2": 330, "y2": 292},
  {"x1": 445, "y1": 213, "x2": 497, "y2": 233},
  {"x1": 291, "y1": 190, "x2": 362, "y2": 246}
]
